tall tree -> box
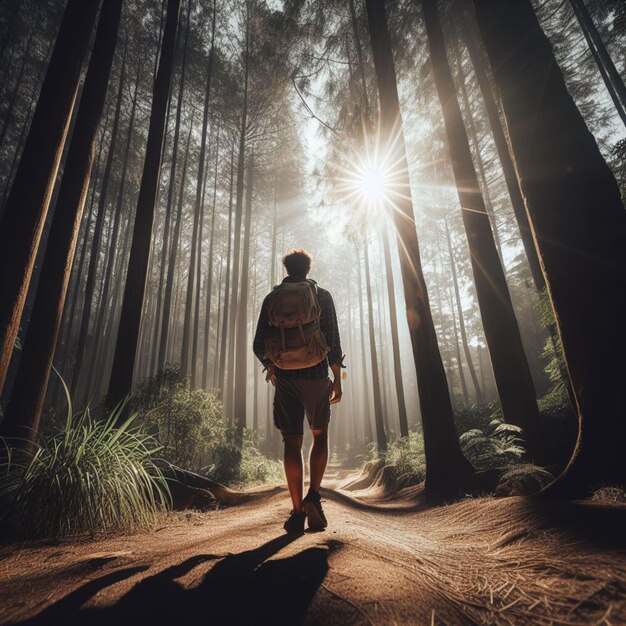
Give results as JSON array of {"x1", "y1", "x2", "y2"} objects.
[
  {"x1": 458, "y1": 15, "x2": 545, "y2": 290},
  {"x1": 70, "y1": 44, "x2": 128, "y2": 399},
  {"x1": 0, "y1": 0, "x2": 123, "y2": 442},
  {"x1": 181, "y1": 0, "x2": 216, "y2": 379},
  {"x1": 364, "y1": 0, "x2": 473, "y2": 494},
  {"x1": 362, "y1": 243, "x2": 386, "y2": 451},
  {"x1": 422, "y1": 0, "x2": 542, "y2": 458},
  {"x1": 381, "y1": 224, "x2": 409, "y2": 437},
  {"x1": 472, "y1": 0, "x2": 626, "y2": 495},
  {"x1": 234, "y1": 151, "x2": 255, "y2": 442},
  {"x1": 107, "y1": 0, "x2": 183, "y2": 409},
  {"x1": 0, "y1": 0, "x2": 100, "y2": 396}
]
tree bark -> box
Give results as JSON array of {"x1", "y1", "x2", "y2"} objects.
[
  {"x1": 381, "y1": 224, "x2": 409, "y2": 436},
  {"x1": 445, "y1": 219, "x2": 483, "y2": 403},
  {"x1": 182, "y1": 0, "x2": 215, "y2": 379},
  {"x1": 218, "y1": 141, "x2": 236, "y2": 395},
  {"x1": 422, "y1": 0, "x2": 542, "y2": 459},
  {"x1": 225, "y1": 12, "x2": 250, "y2": 422},
  {"x1": 0, "y1": 0, "x2": 100, "y2": 396},
  {"x1": 362, "y1": 244, "x2": 386, "y2": 452},
  {"x1": 234, "y1": 152, "x2": 254, "y2": 443},
  {"x1": 459, "y1": 18, "x2": 545, "y2": 290},
  {"x1": 473, "y1": 0, "x2": 626, "y2": 495},
  {"x1": 70, "y1": 44, "x2": 128, "y2": 399},
  {"x1": 107, "y1": 0, "x2": 182, "y2": 409},
  {"x1": 364, "y1": 0, "x2": 473, "y2": 494},
  {"x1": 202, "y1": 127, "x2": 220, "y2": 390},
  {"x1": 0, "y1": 0, "x2": 122, "y2": 442}
]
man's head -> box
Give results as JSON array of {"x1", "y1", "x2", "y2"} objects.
[{"x1": 282, "y1": 248, "x2": 312, "y2": 278}]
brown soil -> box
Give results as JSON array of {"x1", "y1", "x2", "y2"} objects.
[{"x1": 1, "y1": 466, "x2": 625, "y2": 625}]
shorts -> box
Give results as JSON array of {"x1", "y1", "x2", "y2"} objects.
[{"x1": 273, "y1": 377, "x2": 332, "y2": 437}]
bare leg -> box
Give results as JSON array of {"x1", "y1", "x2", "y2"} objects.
[
  {"x1": 283, "y1": 435, "x2": 304, "y2": 513},
  {"x1": 309, "y1": 427, "x2": 328, "y2": 493}
]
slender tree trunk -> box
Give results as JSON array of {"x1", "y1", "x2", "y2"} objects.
[
  {"x1": 158, "y1": 118, "x2": 194, "y2": 371},
  {"x1": 1, "y1": 0, "x2": 122, "y2": 441},
  {"x1": 473, "y1": 0, "x2": 626, "y2": 494},
  {"x1": 107, "y1": 0, "x2": 182, "y2": 409},
  {"x1": 0, "y1": 0, "x2": 100, "y2": 396},
  {"x1": 422, "y1": 0, "x2": 542, "y2": 458},
  {"x1": 356, "y1": 249, "x2": 373, "y2": 444},
  {"x1": 182, "y1": 0, "x2": 215, "y2": 378},
  {"x1": 459, "y1": 18, "x2": 545, "y2": 290},
  {"x1": 364, "y1": 0, "x2": 473, "y2": 493},
  {"x1": 381, "y1": 224, "x2": 409, "y2": 436},
  {"x1": 450, "y1": 35, "x2": 503, "y2": 261},
  {"x1": 445, "y1": 219, "x2": 483, "y2": 403},
  {"x1": 212, "y1": 251, "x2": 225, "y2": 389},
  {"x1": 226, "y1": 14, "x2": 250, "y2": 422},
  {"x1": 362, "y1": 244, "x2": 386, "y2": 451},
  {"x1": 202, "y1": 127, "x2": 220, "y2": 390},
  {"x1": 234, "y1": 152, "x2": 254, "y2": 443},
  {"x1": 70, "y1": 45, "x2": 128, "y2": 398},
  {"x1": 151, "y1": 11, "x2": 188, "y2": 376},
  {"x1": 218, "y1": 142, "x2": 235, "y2": 394},
  {"x1": 569, "y1": 0, "x2": 626, "y2": 127},
  {"x1": 85, "y1": 68, "x2": 140, "y2": 396}
]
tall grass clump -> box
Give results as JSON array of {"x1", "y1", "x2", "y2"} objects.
[{"x1": 0, "y1": 383, "x2": 170, "y2": 539}]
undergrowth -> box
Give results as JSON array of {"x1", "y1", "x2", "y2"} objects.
[{"x1": 0, "y1": 383, "x2": 169, "y2": 539}]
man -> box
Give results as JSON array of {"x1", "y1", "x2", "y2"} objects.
[{"x1": 253, "y1": 249, "x2": 343, "y2": 534}]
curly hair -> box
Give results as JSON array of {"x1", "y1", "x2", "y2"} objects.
[{"x1": 282, "y1": 248, "x2": 312, "y2": 277}]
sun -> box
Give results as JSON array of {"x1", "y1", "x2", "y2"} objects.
[{"x1": 359, "y1": 164, "x2": 388, "y2": 203}]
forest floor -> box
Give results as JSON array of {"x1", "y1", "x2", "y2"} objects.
[{"x1": 1, "y1": 464, "x2": 626, "y2": 626}]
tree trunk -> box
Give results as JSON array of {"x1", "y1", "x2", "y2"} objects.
[
  {"x1": 151, "y1": 11, "x2": 188, "y2": 376},
  {"x1": 450, "y1": 35, "x2": 503, "y2": 262},
  {"x1": 381, "y1": 224, "x2": 409, "y2": 436},
  {"x1": 0, "y1": 0, "x2": 100, "y2": 396},
  {"x1": 569, "y1": 0, "x2": 626, "y2": 127},
  {"x1": 445, "y1": 219, "x2": 483, "y2": 404},
  {"x1": 218, "y1": 141, "x2": 235, "y2": 394},
  {"x1": 356, "y1": 253, "x2": 373, "y2": 444},
  {"x1": 422, "y1": 0, "x2": 542, "y2": 459},
  {"x1": 182, "y1": 0, "x2": 215, "y2": 379},
  {"x1": 364, "y1": 0, "x2": 473, "y2": 493},
  {"x1": 85, "y1": 68, "x2": 140, "y2": 396},
  {"x1": 158, "y1": 118, "x2": 194, "y2": 372},
  {"x1": 459, "y1": 18, "x2": 545, "y2": 290},
  {"x1": 202, "y1": 127, "x2": 220, "y2": 390},
  {"x1": 226, "y1": 13, "x2": 250, "y2": 423},
  {"x1": 0, "y1": 0, "x2": 122, "y2": 441},
  {"x1": 473, "y1": 0, "x2": 626, "y2": 495},
  {"x1": 70, "y1": 44, "x2": 128, "y2": 399},
  {"x1": 362, "y1": 244, "x2": 386, "y2": 452},
  {"x1": 234, "y1": 152, "x2": 254, "y2": 443},
  {"x1": 107, "y1": 0, "x2": 182, "y2": 409}
]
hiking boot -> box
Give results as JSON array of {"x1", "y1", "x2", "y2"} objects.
[
  {"x1": 303, "y1": 489, "x2": 327, "y2": 531},
  {"x1": 283, "y1": 510, "x2": 305, "y2": 534}
]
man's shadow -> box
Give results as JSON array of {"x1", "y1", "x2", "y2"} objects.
[{"x1": 21, "y1": 534, "x2": 342, "y2": 626}]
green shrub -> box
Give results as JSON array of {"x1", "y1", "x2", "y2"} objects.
[
  {"x1": 205, "y1": 429, "x2": 283, "y2": 487},
  {"x1": 459, "y1": 418, "x2": 525, "y2": 470},
  {"x1": 385, "y1": 433, "x2": 426, "y2": 489},
  {"x1": 495, "y1": 463, "x2": 554, "y2": 496},
  {"x1": 0, "y1": 392, "x2": 169, "y2": 539},
  {"x1": 131, "y1": 366, "x2": 226, "y2": 471}
]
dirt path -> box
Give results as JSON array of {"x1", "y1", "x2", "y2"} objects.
[{"x1": 1, "y1": 471, "x2": 626, "y2": 625}]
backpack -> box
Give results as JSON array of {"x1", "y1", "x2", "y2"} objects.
[{"x1": 264, "y1": 280, "x2": 330, "y2": 370}]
